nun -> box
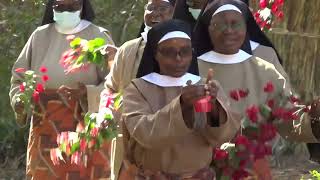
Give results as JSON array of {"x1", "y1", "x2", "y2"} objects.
[
  {"x1": 102, "y1": 0, "x2": 176, "y2": 179},
  {"x1": 120, "y1": 19, "x2": 239, "y2": 179},
  {"x1": 195, "y1": 0, "x2": 320, "y2": 171}
]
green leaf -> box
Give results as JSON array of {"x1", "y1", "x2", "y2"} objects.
[
  {"x1": 113, "y1": 95, "x2": 123, "y2": 110},
  {"x1": 260, "y1": 104, "x2": 271, "y2": 118},
  {"x1": 104, "y1": 113, "x2": 113, "y2": 121},
  {"x1": 75, "y1": 55, "x2": 85, "y2": 65},
  {"x1": 84, "y1": 113, "x2": 91, "y2": 126},
  {"x1": 71, "y1": 141, "x2": 80, "y2": 154},
  {"x1": 70, "y1": 37, "x2": 82, "y2": 48},
  {"x1": 241, "y1": 118, "x2": 251, "y2": 129}
]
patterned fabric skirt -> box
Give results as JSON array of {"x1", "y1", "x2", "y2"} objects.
[{"x1": 26, "y1": 91, "x2": 111, "y2": 180}]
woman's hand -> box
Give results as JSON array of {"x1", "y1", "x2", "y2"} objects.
[
  {"x1": 57, "y1": 82, "x2": 87, "y2": 101},
  {"x1": 104, "y1": 45, "x2": 118, "y2": 69}
]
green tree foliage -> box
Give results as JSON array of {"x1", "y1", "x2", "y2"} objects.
[{"x1": 0, "y1": 0, "x2": 144, "y2": 178}]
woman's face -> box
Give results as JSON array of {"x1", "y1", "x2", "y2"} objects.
[
  {"x1": 208, "y1": 11, "x2": 246, "y2": 54},
  {"x1": 53, "y1": 0, "x2": 83, "y2": 12},
  {"x1": 186, "y1": 0, "x2": 207, "y2": 9},
  {"x1": 144, "y1": 0, "x2": 174, "y2": 27},
  {"x1": 156, "y1": 38, "x2": 193, "y2": 77}
]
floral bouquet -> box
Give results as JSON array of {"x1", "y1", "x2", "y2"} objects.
[
  {"x1": 213, "y1": 81, "x2": 310, "y2": 180},
  {"x1": 59, "y1": 35, "x2": 112, "y2": 74},
  {"x1": 14, "y1": 67, "x2": 49, "y2": 122},
  {"x1": 50, "y1": 92, "x2": 122, "y2": 167},
  {"x1": 253, "y1": 0, "x2": 285, "y2": 31}
]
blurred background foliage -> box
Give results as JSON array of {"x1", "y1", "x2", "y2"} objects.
[{"x1": 0, "y1": 0, "x2": 145, "y2": 178}]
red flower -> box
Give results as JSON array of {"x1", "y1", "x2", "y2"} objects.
[
  {"x1": 254, "y1": 12, "x2": 260, "y2": 18},
  {"x1": 90, "y1": 127, "x2": 99, "y2": 137},
  {"x1": 39, "y1": 66, "x2": 47, "y2": 73},
  {"x1": 213, "y1": 148, "x2": 229, "y2": 161},
  {"x1": 239, "y1": 89, "x2": 249, "y2": 98},
  {"x1": 246, "y1": 105, "x2": 260, "y2": 123},
  {"x1": 263, "y1": 81, "x2": 274, "y2": 93},
  {"x1": 239, "y1": 159, "x2": 249, "y2": 169},
  {"x1": 272, "y1": 107, "x2": 286, "y2": 119},
  {"x1": 254, "y1": 143, "x2": 272, "y2": 160},
  {"x1": 71, "y1": 151, "x2": 81, "y2": 165},
  {"x1": 19, "y1": 83, "x2": 25, "y2": 92},
  {"x1": 32, "y1": 91, "x2": 40, "y2": 103},
  {"x1": 80, "y1": 139, "x2": 87, "y2": 152},
  {"x1": 235, "y1": 135, "x2": 251, "y2": 151},
  {"x1": 276, "y1": 0, "x2": 284, "y2": 5},
  {"x1": 105, "y1": 96, "x2": 113, "y2": 108},
  {"x1": 230, "y1": 90, "x2": 240, "y2": 101},
  {"x1": 271, "y1": 3, "x2": 279, "y2": 13},
  {"x1": 259, "y1": 0, "x2": 268, "y2": 9},
  {"x1": 232, "y1": 169, "x2": 249, "y2": 180},
  {"x1": 36, "y1": 84, "x2": 44, "y2": 93},
  {"x1": 259, "y1": 124, "x2": 277, "y2": 142},
  {"x1": 267, "y1": 99, "x2": 275, "y2": 109},
  {"x1": 15, "y1": 68, "x2": 26, "y2": 73},
  {"x1": 290, "y1": 95, "x2": 300, "y2": 104},
  {"x1": 42, "y1": 75, "x2": 49, "y2": 82},
  {"x1": 276, "y1": 11, "x2": 284, "y2": 19}
]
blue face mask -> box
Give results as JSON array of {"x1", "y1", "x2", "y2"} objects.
[
  {"x1": 53, "y1": 10, "x2": 81, "y2": 30},
  {"x1": 188, "y1": 8, "x2": 201, "y2": 20}
]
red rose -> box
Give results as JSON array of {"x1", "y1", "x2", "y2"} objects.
[
  {"x1": 32, "y1": 91, "x2": 40, "y2": 103},
  {"x1": 263, "y1": 81, "x2": 274, "y2": 93},
  {"x1": 80, "y1": 139, "x2": 87, "y2": 152},
  {"x1": 239, "y1": 89, "x2": 249, "y2": 98},
  {"x1": 213, "y1": 148, "x2": 229, "y2": 161},
  {"x1": 259, "y1": 124, "x2": 277, "y2": 142},
  {"x1": 42, "y1": 75, "x2": 49, "y2": 82},
  {"x1": 290, "y1": 95, "x2": 300, "y2": 104},
  {"x1": 36, "y1": 83, "x2": 44, "y2": 93},
  {"x1": 267, "y1": 99, "x2": 275, "y2": 109},
  {"x1": 39, "y1": 66, "x2": 47, "y2": 73},
  {"x1": 232, "y1": 169, "x2": 249, "y2": 180},
  {"x1": 272, "y1": 107, "x2": 286, "y2": 119},
  {"x1": 230, "y1": 90, "x2": 240, "y2": 101},
  {"x1": 276, "y1": 11, "x2": 284, "y2": 19},
  {"x1": 19, "y1": 83, "x2": 25, "y2": 92},
  {"x1": 15, "y1": 68, "x2": 26, "y2": 73},
  {"x1": 254, "y1": 12, "x2": 260, "y2": 18},
  {"x1": 235, "y1": 135, "x2": 251, "y2": 151},
  {"x1": 90, "y1": 127, "x2": 99, "y2": 137},
  {"x1": 276, "y1": 0, "x2": 284, "y2": 5},
  {"x1": 246, "y1": 105, "x2": 260, "y2": 123},
  {"x1": 271, "y1": 3, "x2": 279, "y2": 13},
  {"x1": 259, "y1": 0, "x2": 268, "y2": 9}
]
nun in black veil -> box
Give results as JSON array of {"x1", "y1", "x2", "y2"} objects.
[
  {"x1": 195, "y1": 0, "x2": 320, "y2": 173},
  {"x1": 121, "y1": 19, "x2": 238, "y2": 180}
]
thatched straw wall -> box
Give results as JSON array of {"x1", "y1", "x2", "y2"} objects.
[{"x1": 250, "y1": 0, "x2": 320, "y2": 100}]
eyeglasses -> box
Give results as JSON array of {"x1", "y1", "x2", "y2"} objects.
[
  {"x1": 212, "y1": 21, "x2": 246, "y2": 32},
  {"x1": 145, "y1": 4, "x2": 172, "y2": 14},
  {"x1": 157, "y1": 47, "x2": 193, "y2": 59},
  {"x1": 52, "y1": 1, "x2": 82, "y2": 12}
]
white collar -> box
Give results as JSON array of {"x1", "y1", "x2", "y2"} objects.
[
  {"x1": 54, "y1": 20, "x2": 91, "y2": 34},
  {"x1": 141, "y1": 72, "x2": 201, "y2": 87},
  {"x1": 141, "y1": 31, "x2": 148, "y2": 42},
  {"x1": 250, "y1": 40, "x2": 260, "y2": 51},
  {"x1": 198, "y1": 49, "x2": 252, "y2": 64}
]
